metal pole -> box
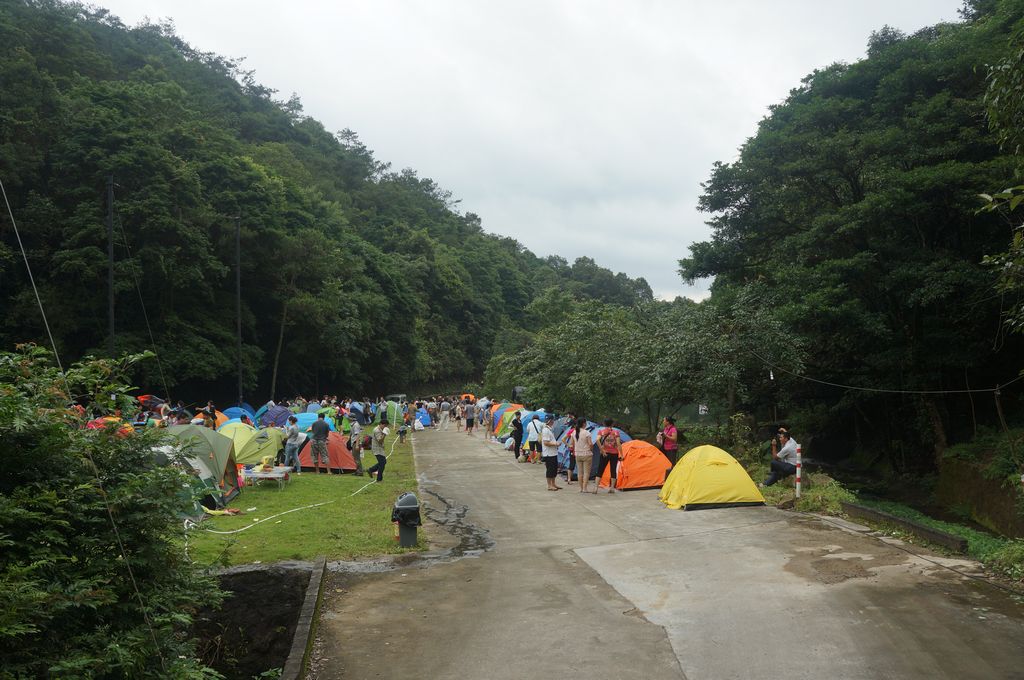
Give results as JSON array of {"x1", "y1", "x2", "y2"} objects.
[
  {"x1": 107, "y1": 175, "x2": 115, "y2": 357},
  {"x1": 795, "y1": 445, "x2": 802, "y2": 498},
  {"x1": 235, "y1": 215, "x2": 243, "y2": 407}
]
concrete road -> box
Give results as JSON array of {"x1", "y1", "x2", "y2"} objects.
[{"x1": 311, "y1": 429, "x2": 1024, "y2": 680}]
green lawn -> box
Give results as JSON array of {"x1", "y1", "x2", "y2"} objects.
[{"x1": 188, "y1": 434, "x2": 423, "y2": 565}]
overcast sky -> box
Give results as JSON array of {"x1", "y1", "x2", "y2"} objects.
[{"x1": 99, "y1": 0, "x2": 965, "y2": 300}]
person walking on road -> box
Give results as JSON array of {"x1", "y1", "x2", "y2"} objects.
[
  {"x1": 439, "y1": 397, "x2": 451, "y2": 430},
  {"x1": 283, "y1": 415, "x2": 302, "y2": 474},
  {"x1": 541, "y1": 415, "x2": 562, "y2": 491},
  {"x1": 308, "y1": 412, "x2": 333, "y2": 475},
  {"x1": 464, "y1": 399, "x2": 476, "y2": 435},
  {"x1": 573, "y1": 418, "x2": 596, "y2": 493},
  {"x1": 367, "y1": 420, "x2": 390, "y2": 482},
  {"x1": 596, "y1": 419, "x2": 623, "y2": 493}
]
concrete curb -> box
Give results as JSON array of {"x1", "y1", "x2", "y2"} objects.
[
  {"x1": 840, "y1": 501, "x2": 969, "y2": 552},
  {"x1": 281, "y1": 555, "x2": 327, "y2": 680}
]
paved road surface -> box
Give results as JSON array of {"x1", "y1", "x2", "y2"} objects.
[{"x1": 312, "y1": 428, "x2": 1024, "y2": 679}]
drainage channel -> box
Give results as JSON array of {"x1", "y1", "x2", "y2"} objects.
[{"x1": 327, "y1": 486, "x2": 495, "y2": 574}]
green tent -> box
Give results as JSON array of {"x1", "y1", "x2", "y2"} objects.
[
  {"x1": 167, "y1": 424, "x2": 240, "y2": 506},
  {"x1": 218, "y1": 422, "x2": 285, "y2": 465}
]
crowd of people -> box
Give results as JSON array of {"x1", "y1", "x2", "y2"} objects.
[{"x1": 135, "y1": 390, "x2": 804, "y2": 491}]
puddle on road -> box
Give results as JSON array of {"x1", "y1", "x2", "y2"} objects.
[{"x1": 327, "y1": 487, "x2": 494, "y2": 575}]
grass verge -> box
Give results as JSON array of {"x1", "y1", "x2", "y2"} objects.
[
  {"x1": 856, "y1": 498, "x2": 1024, "y2": 581},
  {"x1": 188, "y1": 433, "x2": 421, "y2": 566}
]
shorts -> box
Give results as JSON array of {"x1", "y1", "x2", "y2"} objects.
[
  {"x1": 311, "y1": 439, "x2": 329, "y2": 464},
  {"x1": 528, "y1": 441, "x2": 541, "y2": 453},
  {"x1": 466, "y1": 418, "x2": 475, "y2": 429},
  {"x1": 543, "y1": 456, "x2": 558, "y2": 479}
]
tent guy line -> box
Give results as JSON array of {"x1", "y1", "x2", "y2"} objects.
[{"x1": 187, "y1": 436, "x2": 400, "y2": 536}]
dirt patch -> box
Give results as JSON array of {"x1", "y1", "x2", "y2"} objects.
[
  {"x1": 193, "y1": 566, "x2": 311, "y2": 679},
  {"x1": 785, "y1": 544, "x2": 910, "y2": 584}
]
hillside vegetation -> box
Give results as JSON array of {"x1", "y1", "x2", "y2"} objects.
[{"x1": 0, "y1": 0, "x2": 651, "y2": 400}]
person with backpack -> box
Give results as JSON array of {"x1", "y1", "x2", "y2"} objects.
[
  {"x1": 596, "y1": 419, "x2": 623, "y2": 493},
  {"x1": 573, "y1": 418, "x2": 596, "y2": 493}
]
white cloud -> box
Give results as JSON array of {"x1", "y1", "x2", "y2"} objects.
[{"x1": 104, "y1": 0, "x2": 965, "y2": 301}]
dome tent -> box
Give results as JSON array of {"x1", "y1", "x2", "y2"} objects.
[{"x1": 659, "y1": 445, "x2": 765, "y2": 510}]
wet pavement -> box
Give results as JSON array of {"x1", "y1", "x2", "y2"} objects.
[{"x1": 310, "y1": 428, "x2": 1024, "y2": 679}]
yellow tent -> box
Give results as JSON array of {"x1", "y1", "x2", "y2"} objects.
[
  {"x1": 219, "y1": 422, "x2": 286, "y2": 465},
  {"x1": 659, "y1": 445, "x2": 765, "y2": 510}
]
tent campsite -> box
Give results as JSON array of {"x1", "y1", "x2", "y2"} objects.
[{"x1": 659, "y1": 445, "x2": 765, "y2": 510}]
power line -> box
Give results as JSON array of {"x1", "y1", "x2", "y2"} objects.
[
  {"x1": 1, "y1": 176, "x2": 168, "y2": 673},
  {"x1": 748, "y1": 348, "x2": 1024, "y2": 395}
]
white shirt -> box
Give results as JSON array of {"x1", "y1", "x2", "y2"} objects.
[
  {"x1": 541, "y1": 425, "x2": 558, "y2": 457},
  {"x1": 777, "y1": 437, "x2": 800, "y2": 464},
  {"x1": 525, "y1": 418, "x2": 543, "y2": 442}
]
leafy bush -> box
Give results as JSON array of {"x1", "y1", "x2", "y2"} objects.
[{"x1": 0, "y1": 346, "x2": 221, "y2": 677}]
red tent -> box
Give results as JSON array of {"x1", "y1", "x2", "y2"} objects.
[
  {"x1": 298, "y1": 431, "x2": 357, "y2": 471},
  {"x1": 599, "y1": 440, "x2": 673, "y2": 490}
]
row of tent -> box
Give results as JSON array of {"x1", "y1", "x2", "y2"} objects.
[{"x1": 478, "y1": 401, "x2": 765, "y2": 510}]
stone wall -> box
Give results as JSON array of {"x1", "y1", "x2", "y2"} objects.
[{"x1": 936, "y1": 457, "x2": 1024, "y2": 538}]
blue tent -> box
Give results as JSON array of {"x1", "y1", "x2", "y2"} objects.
[
  {"x1": 224, "y1": 405, "x2": 256, "y2": 421},
  {"x1": 294, "y1": 411, "x2": 336, "y2": 432},
  {"x1": 416, "y1": 408, "x2": 432, "y2": 426},
  {"x1": 254, "y1": 404, "x2": 269, "y2": 422},
  {"x1": 305, "y1": 402, "x2": 322, "y2": 413},
  {"x1": 260, "y1": 404, "x2": 293, "y2": 428}
]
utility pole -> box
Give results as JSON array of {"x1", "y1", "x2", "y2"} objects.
[
  {"x1": 107, "y1": 175, "x2": 115, "y2": 357},
  {"x1": 235, "y1": 214, "x2": 243, "y2": 408}
]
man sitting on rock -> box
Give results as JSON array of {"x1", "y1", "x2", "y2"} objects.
[{"x1": 762, "y1": 429, "x2": 800, "y2": 487}]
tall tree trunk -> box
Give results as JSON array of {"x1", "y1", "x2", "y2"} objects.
[{"x1": 269, "y1": 300, "x2": 289, "y2": 400}]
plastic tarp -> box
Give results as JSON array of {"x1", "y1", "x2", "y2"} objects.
[
  {"x1": 599, "y1": 440, "x2": 673, "y2": 490},
  {"x1": 659, "y1": 445, "x2": 765, "y2": 510},
  {"x1": 416, "y1": 408, "x2": 432, "y2": 426}
]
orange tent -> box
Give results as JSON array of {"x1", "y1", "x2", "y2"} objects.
[
  {"x1": 298, "y1": 431, "x2": 357, "y2": 471},
  {"x1": 460, "y1": 393, "x2": 475, "y2": 401},
  {"x1": 599, "y1": 440, "x2": 673, "y2": 490}
]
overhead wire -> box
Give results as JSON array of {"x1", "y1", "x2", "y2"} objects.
[
  {"x1": 1, "y1": 176, "x2": 168, "y2": 673},
  {"x1": 748, "y1": 347, "x2": 1024, "y2": 395}
]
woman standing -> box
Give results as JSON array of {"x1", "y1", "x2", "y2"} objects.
[
  {"x1": 510, "y1": 411, "x2": 524, "y2": 461},
  {"x1": 596, "y1": 419, "x2": 623, "y2": 493},
  {"x1": 657, "y1": 416, "x2": 679, "y2": 464},
  {"x1": 454, "y1": 399, "x2": 464, "y2": 431},
  {"x1": 573, "y1": 418, "x2": 595, "y2": 493}
]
